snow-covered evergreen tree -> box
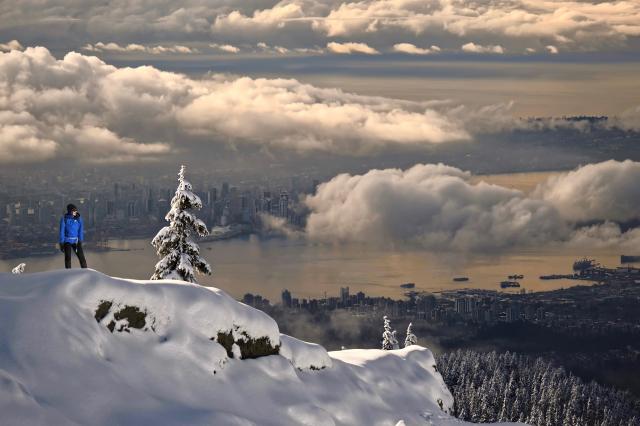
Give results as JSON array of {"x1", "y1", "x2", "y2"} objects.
[
  {"x1": 151, "y1": 165, "x2": 211, "y2": 283},
  {"x1": 381, "y1": 316, "x2": 394, "y2": 350},
  {"x1": 404, "y1": 322, "x2": 417, "y2": 347},
  {"x1": 11, "y1": 263, "x2": 25, "y2": 274},
  {"x1": 437, "y1": 349, "x2": 640, "y2": 425}
]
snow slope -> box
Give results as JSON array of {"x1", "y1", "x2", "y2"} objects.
[{"x1": 0, "y1": 269, "x2": 521, "y2": 425}]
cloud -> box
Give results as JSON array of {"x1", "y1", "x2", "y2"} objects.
[
  {"x1": 533, "y1": 160, "x2": 640, "y2": 223},
  {"x1": 613, "y1": 105, "x2": 640, "y2": 131},
  {"x1": 546, "y1": 45, "x2": 559, "y2": 54},
  {"x1": 175, "y1": 76, "x2": 472, "y2": 150},
  {"x1": 0, "y1": 47, "x2": 170, "y2": 163},
  {"x1": 0, "y1": 40, "x2": 23, "y2": 52},
  {"x1": 312, "y1": 0, "x2": 640, "y2": 52},
  {"x1": 0, "y1": 120, "x2": 58, "y2": 163},
  {"x1": 461, "y1": 42, "x2": 505, "y2": 54},
  {"x1": 305, "y1": 163, "x2": 567, "y2": 250},
  {"x1": 3, "y1": 46, "x2": 625, "y2": 165},
  {"x1": 326, "y1": 42, "x2": 379, "y2": 55},
  {"x1": 293, "y1": 47, "x2": 325, "y2": 54},
  {"x1": 3, "y1": 0, "x2": 640, "y2": 55},
  {"x1": 212, "y1": 3, "x2": 306, "y2": 33},
  {"x1": 4, "y1": 46, "x2": 537, "y2": 164},
  {"x1": 83, "y1": 42, "x2": 196, "y2": 55},
  {"x1": 393, "y1": 43, "x2": 440, "y2": 55},
  {"x1": 258, "y1": 213, "x2": 304, "y2": 239},
  {"x1": 567, "y1": 222, "x2": 640, "y2": 250},
  {"x1": 304, "y1": 161, "x2": 640, "y2": 250},
  {"x1": 3, "y1": 45, "x2": 629, "y2": 166},
  {"x1": 256, "y1": 42, "x2": 292, "y2": 54},
  {"x1": 209, "y1": 43, "x2": 240, "y2": 53},
  {"x1": 66, "y1": 126, "x2": 170, "y2": 163}
]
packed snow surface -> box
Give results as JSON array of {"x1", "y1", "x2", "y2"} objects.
[{"x1": 0, "y1": 269, "x2": 522, "y2": 425}]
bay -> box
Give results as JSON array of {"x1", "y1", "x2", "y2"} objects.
[
  {"x1": 2, "y1": 170, "x2": 635, "y2": 301},
  {"x1": 0, "y1": 236, "x2": 631, "y2": 302}
]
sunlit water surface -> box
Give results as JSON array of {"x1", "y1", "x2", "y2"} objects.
[{"x1": 2, "y1": 171, "x2": 636, "y2": 300}]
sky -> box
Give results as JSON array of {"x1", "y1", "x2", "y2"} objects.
[
  {"x1": 1, "y1": 1, "x2": 640, "y2": 255},
  {"x1": 0, "y1": 0, "x2": 639, "y2": 169}
]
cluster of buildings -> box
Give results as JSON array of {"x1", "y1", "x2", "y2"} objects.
[
  {"x1": 0, "y1": 169, "x2": 317, "y2": 259},
  {"x1": 241, "y1": 264, "x2": 640, "y2": 336}
]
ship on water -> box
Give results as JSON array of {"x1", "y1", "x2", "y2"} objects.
[
  {"x1": 500, "y1": 280, "x2": 520, "y2": 288},
  {"x1": 508, "y1": 274, "x2": 524, "y2": 280},
  {"x1": 573, "y1": 258, "x2": 596, "y2": 271},
  {"x1": 400, "y1": 283, "x2": 415, "y2": 289},
  {"x1": 452, "y1": 277, "x2": 469, "y2": 282},
  {"x1": 621, "y1": 255, "x2": 640, "y2": 263}
]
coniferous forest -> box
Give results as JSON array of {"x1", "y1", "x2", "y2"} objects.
[{"x1": 437, "y1": 350, "x2": 640, "y2": 426}]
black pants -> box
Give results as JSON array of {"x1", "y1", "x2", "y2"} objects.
[{"x1": 64, "y1": 242, "x2": 87, "y2": 269}]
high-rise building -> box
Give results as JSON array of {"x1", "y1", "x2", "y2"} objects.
[
  {"x1": 340, "y1": 286, "x2": 349, "y2": 305},
  {"x1": 279, "y1": 190, "x2": 289, "y2": 218},
  {"x1": 281, "y1": 289, "x2": 292, "y2": 308}
]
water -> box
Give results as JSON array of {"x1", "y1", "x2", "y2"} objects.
[
  {"x1": 2, "y1": 170, "x2": 635, "y2": 301},
  {"x1": 0, "y1": 236, "x2": 631, "y2": 301}
]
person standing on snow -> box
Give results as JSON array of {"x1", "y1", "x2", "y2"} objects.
[{"x1": 59, "y1": 204, "x2": 88, "y2": 269}]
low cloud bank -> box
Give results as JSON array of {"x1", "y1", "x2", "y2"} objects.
[
  {"x1": 0, "y1": 46, "x2": 536, "y2": 164},
  {"x1": 326, "y1": 42, "x2": 379, "y2": 55},
  {"x1": 83, "y1": 42, "x2": 196, "y2": 54},
  {"x1": 533, "y1": 160, "x2": 640, "y2": 223},
  {"x1": 1, "y1": 46, "x2": 638, "y2": 165},
  {"x1": 304, "y1": 160, "x2": 640, "y2": 251},
  {"x1": 461, "y1": 42, "x2": 504, "y2": 54}
]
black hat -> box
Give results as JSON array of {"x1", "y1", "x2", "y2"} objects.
[{"x1": 67, "y1": 203, "x2": 78, "y2": 213}]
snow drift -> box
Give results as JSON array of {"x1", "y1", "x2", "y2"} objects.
[{"x1": 0, "y1": 269, "x2": 518, "y2": 425}]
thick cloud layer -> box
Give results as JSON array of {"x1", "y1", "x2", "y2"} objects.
[
  {"x1": 533, "y1": 159, "x2": 640, "y2": 223},
  {"x1": 2, "y1": 46, "x2": 541, "y2": 164},
  {"x1": 3, "y1": 0, "x2": 640, "y2": 55},
  {"x1": 304, "y1": 161, "x2": 640, "y2": 250}
]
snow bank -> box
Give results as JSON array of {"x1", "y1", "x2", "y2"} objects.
[
  {"x1": 279, "y1": 334, "x2": 332, "y2": 370},
  {"x1": 0, "y1": 269, "x2": 521, "y2": 425}
]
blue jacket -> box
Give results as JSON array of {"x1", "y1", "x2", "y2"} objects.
[{"x1": 59, "y1": 213, "x2": 84, "y2": 244}]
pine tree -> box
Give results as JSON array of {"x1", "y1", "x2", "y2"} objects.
[
  {"x1": 381, "y1": 316, "x2": 394, "y2": 350},
  {"x1": 404, "y1": 322, "x2": 417, "y2": 347},
  {"x1": 437, "y1": 349, "x2": 640, "y2": 426},
  {"x1": 151, "y1": 165, "x2": 211, "y2": 283},
  {"x1": 11, "y1": 263, "x2": 25, "y2": 274}
]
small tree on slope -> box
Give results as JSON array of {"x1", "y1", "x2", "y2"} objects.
[
  {"x1": 11, "y1": 263, "x2": 26, "y2": 274},
  {"x1": 404, "y1": 322, "x2": 417, "y2": 347},
  {"x1": 382, "y1": 316, "x2": 395, "y2": 350},
  {"x1": 151, "y1": 165, "x2": 211, "y2": 283}
]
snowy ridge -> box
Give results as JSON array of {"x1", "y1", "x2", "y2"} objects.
[{"x1": 0, "y1": 269, "x2": 523, "y2": 425}]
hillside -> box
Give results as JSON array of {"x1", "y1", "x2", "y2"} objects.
[{"x1": 0, "y1": 269, "x2": 520, "y2": 425}]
